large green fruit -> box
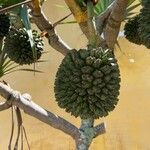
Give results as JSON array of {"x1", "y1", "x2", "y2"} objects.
[
  {"x1": 138, "y1": 0, "x2": 150, "y2": 48},
  {"x1": 124, "y1": 15, "x2": 142, "y2": 45},
  {"x1": 0, "y1": 14, "x2": 10, "y2": 38},
  {"x1": 54, "y1": 46, "x2": 121, "y2": 119},
  {"x1": 4, "y1": 28, "x2": 44, "y2": 65}
]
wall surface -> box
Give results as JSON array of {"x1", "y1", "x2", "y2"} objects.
[{"x1": 0, "y1": 1, "x2": 150, "y2": 150}]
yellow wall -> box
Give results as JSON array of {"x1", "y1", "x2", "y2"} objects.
[{"x1": 0, "y1": 1, "x2": 150, "y2": 149}]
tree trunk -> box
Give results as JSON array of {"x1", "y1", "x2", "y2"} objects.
[{"x1": 76, "y1": 119, "x2": 96, "y2": 150}]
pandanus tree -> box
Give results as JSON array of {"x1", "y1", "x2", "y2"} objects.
[{"x1": 0, "y1": 0, "x2": 148, "y2": 149}]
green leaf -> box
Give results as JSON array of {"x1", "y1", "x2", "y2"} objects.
[
  {"x1": 20, "y1": 5, "x2": 37, "y2": 59},
  {"x1": 58, "y1": 20, "x2": 77, "y2": 25},
  {"x1": 16, "y1": 68, "x2": 43, "y2": 73},
  {"x1": 127, "y1": 0, "x2": 136, "y2": 6},
  {"x1": 94, "y1": 0, "x2": 114, "y2": 15},
  {"x1": 0, "y1": 0, "x2": 21, "y2": 7},
  {"x1": 124, "y1": 2, "x2": 141, "y2": 21},
  {"x1": 127, "y1": 3, "x2": 141, "y2": 12},
  {"x1": 3, "y1": 61, "x2": 17, "y2": 70},
  {"x1": 4, "y1": 68, "x2": 43, "y2": 76},
  {"x1": 3, "y1": 59, "x2": 14, "y2": 68},
  {"x1": 4, "y1": 65, "x2": 19, "y2": 73},
  {"x1": 94, "y1": 0, "x2": 140, "y2": 17}
]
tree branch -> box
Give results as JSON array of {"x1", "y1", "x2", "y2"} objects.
[
  {"x1": 95, "y1": 3, "x2": 114, "y2": 36},
  {"x1": 29, "y1": 2, "x2": 71, "y2": 56},
  {"x1": 104, "y1": 0, "x2": 128, "y2": 49},
  {"x1": 0, "y1": 83, "x2": 80, "y2": 140},
  {"x1": 64, "y1": 0, "x2": 105, "y2": 47},
  {"x1": 94, "y1": 122, "x2": 106, "y2": 138},
  {"x1": 0, "y1": 101, "x2": 11, "y2": 111},
  {"x1": 64, "y1": 0, "x2": 128, "y2": 49}
]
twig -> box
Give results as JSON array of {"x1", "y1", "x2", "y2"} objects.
[
  {"x1": 104, "y1": 0, "x2": 128, "y2": 49},
  {"x1": 64, "y1": 0, "x2": 106, "y2": 47},
  {"x1": 0, "y1": 101, "x2": 11, "y2": 111},
  {"x1": 94, "y1": 122, "x2": 106, "y2": 137},
  {"x1": 40, "y1": 13, "x2": 72, "y2": 37},
  {"x1": 0, "y1": 82, "x2": 106, "y2": 149},
  {"x1": 87, "y1": 0, "x2": 97, "y2": 46},
  {"x1": 28, "y1": 3, "x2": 71, "y2": 56},
  {"x1": 53, "y1": 13, "x2": 72, "y2": 27},
  {"x1": 0, "y1": 0, "x2": 32, "y2": 14}
]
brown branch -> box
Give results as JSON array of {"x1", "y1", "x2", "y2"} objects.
[
  {"x1": 95, "y1": 3, "x2": 114, "y2": 36},
  {"x1": 64, "y1": 0, "x2": 87, "y2": 23},
  {"x1": 94, "y1": 122, "x2": 106, "y2": 138},
  {"x1": 65, "y1": 0, "x2": 127, "y2": 49},
  {"x1": 0, "y1": 83, "x2": 80, "y2": 140},
  {"x1": 104, "y1": 0, "x2": 128, "y2": 49},
  {"x1": 28, "y1": 3, "x2": 71, "y2": 56},
  {"x1": 0, "y1": 101, "x2": 11, "y2": 111},
  {"x1": 64, "y1": 0, "x2": 105, "y2": 47},
  {"x1": 0, "y1": 82, "x2": 106, "y2": 149}
]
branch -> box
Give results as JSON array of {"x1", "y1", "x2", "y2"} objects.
[
  {"x1": 94, "y1": 122, "x2": 106, "y2": 138},
  {"x1": 64, "y1": 0, "x2": 105, "y2": 47},
  {"x1": 104, "y1": 0, "x2": 128, "y2": 49},
  {"x1": 0, "y1": 83, "x2": 80, "y2": 140},
  {"x1": 64, "y1": 0, "x2": 127, "y2": 49},
  {"x1": 95, "y1": 3, "x2": 114, "y2": 36},
  {"x1": 0, "y1": 101, "x2": 11, "y2": 111},
  {"x1": 29, "y1": 1, "x2": 71, "y2": 56}
]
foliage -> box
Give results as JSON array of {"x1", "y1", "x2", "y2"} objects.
[
  {"x1": 0, "y1": 0, "x2": 21, "y2": 7},
  {"x1": 124, "y1": 0, "x2": 150, "y2": 49},
  {"x1": 0, "y1": 0, "x2": 45, "y2": 77},
  {"x1": 4, "y1": 28, "x2": 44, "y2": 65}
]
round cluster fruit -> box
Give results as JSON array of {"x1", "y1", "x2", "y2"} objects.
[
  {"x1": 4, "y1": 28, "x2": 44, "y2": 65},
  {"x1": 124, "y1": 0, "x2": 150, "y2": 49},
  {"x1": 124, "y1": 15, "x2": 142, "y2": 45},
  {"x1": 138, "y1": 0, "x2": 150, "y2": 48},
  {"x1": 54, "y1": 46, "x2": 120, "y2": 119}
]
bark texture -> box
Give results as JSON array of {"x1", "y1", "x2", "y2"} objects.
[
  {"x1": 65, "y1": 0, "x2": 128, "y2": 49},
  {"x1": 0, "y1": 83, "x2": 105, "y2": 145},
  {"x1": 28, "y1": 1, "x2": 71, "y2": 56}
]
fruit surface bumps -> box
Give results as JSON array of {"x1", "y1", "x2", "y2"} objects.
[
  {"x1": 54, "y1": 46, "x2": 121, "y2": 119},
  {"x1": 4, "y1": 28, "x2": 44, "y2": 65},
  {"x1": 138, "y1": 0, "x2": 150, "y2": 48},
  {"x1": 0, "y1": 14, "x2": 10, "y2": 38},
  {"x1": 124, "y1": 15, "x2": 142, "y2": 45}
]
